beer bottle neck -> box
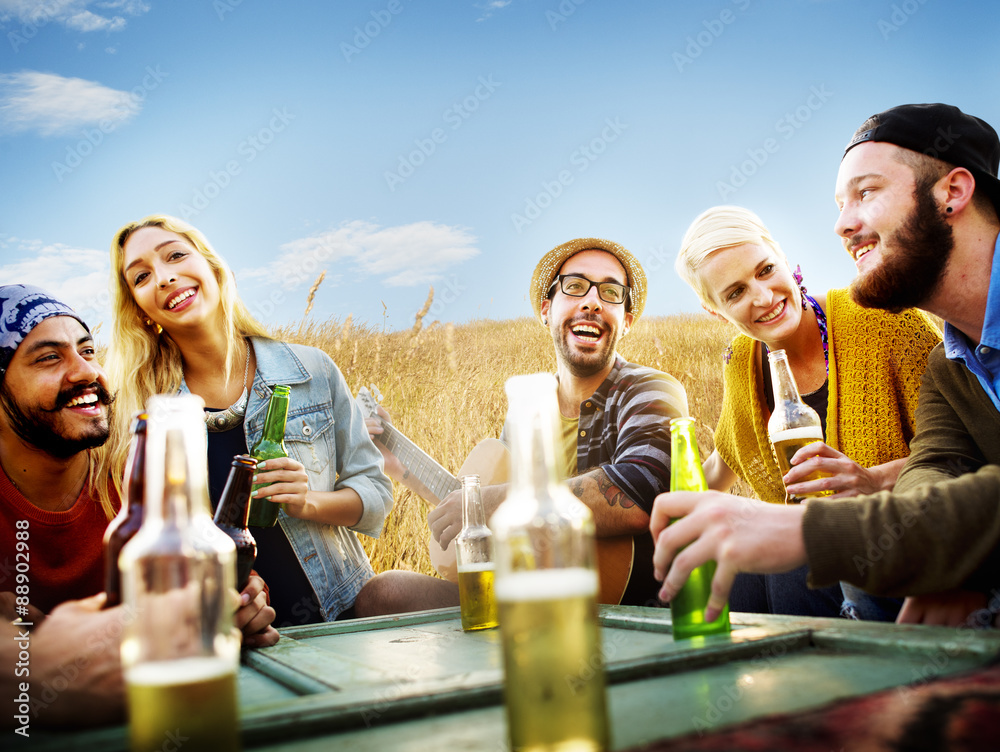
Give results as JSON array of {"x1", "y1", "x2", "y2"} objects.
[
  {"x1": 125, "y1": 424, "x2": 147, "y2": 509},
  {"x1": 461, "y1": 476, "x2": 487, "y2": 530},
  {"x1": 214, "y1": 457, "x2": 256, "y2": 528},
  {"x1": 258, "y1": 389, "x2": 290, "y2": 446},
  {"x1": 670, "y1": 418, "x2": 707, "y2": 493},
  {"x1": 768, "y1": 350, "x2": 804, "y2": 406}
]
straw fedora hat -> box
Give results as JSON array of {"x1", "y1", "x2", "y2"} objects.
[{"x1": 529, "y1": 238, "x2": 646, "y2": 324}]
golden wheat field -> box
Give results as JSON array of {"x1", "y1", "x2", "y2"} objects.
[{"x1": 271, "y1": 295, "x2": 745, "y2": 578}]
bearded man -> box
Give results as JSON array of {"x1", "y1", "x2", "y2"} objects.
[
  {"x1": 0, "y1": 284, "x2": 117, "y2": 618},
  {"x1": 652, "y1": 103, "x2": 1000, "y2": 628},
  {"x1": 356, "y1": 239, "x2": 689, "y2": 614}
]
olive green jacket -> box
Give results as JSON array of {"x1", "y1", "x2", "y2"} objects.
[{"x1": 803, "y1": 342, "x2": 1000, "y2": 596}]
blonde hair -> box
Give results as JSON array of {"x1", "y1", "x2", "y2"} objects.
[
  {"x1": 94, "y1": 214, "x2": 270, "y2": 514},
  {"x1": 676, "y1": 206, "x2": 788, "y2": 312}
]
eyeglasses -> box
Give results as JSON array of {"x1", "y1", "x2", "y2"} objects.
[{"x1": 548, "y1": 274, "x2": 630, "y2": 306}]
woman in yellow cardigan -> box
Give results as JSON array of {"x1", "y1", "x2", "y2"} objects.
[{"x1": 675, "y1": 205, "x2": 941, "y2": 619}]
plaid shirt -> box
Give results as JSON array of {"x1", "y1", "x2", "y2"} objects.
[
  {"x1": 504, "y1": 356, "x2": 688, "y2": 513},
  {"x1": 576, "y1": 356, "x2": 688, "y2": 513}
]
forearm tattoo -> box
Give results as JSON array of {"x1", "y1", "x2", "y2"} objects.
[{"x1": 597, "y1": 473, "x2": 635, "y2": 509}]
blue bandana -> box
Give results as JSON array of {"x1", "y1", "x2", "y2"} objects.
[{"x1": 0, "y1": 285, "x2": 90, "y2": 384}]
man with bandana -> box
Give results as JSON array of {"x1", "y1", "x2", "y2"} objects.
[
  {"x1": 0, "y1": 284, "x2": 117, "y2": 618},
  {"x1": 651, "y1": 104, "x2": 1000, "y2": 627}
]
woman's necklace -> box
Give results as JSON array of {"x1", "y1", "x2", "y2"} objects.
[{"x1": 205, "y1": 340, "x2": 251, "y2": 432}]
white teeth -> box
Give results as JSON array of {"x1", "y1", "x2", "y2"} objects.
[
  {"x1": 855, "y1": 242, "x2": 876, "y2": 260},
  {"x1": 66, "y1": 394, "x2": 98, "y2": 408},
  {"x1": 757, "y1": 300, "x2": 785, "y2": 323},
  {"x1": 167, "y1": 289, "x2": 195, "y2": 309},
  {"x1": 572, "y1": 324, "x2": 601, "y2": 337}
]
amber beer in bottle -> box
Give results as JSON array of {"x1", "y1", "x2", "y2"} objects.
[
  {"x1": 766, "y1": 349, "x2": 833, "y2": 502},
  {"x1": 119, "y1": 395, "x2": 240, "y2": 752},
  {"x1": 491, "y1": 373, "x2": 609, "y2": 752},
  {"x1": 247, "y1": 384, "x2": 291, "y2": 528},
  {"x1": 214, "y1": 454, "x2": 258, "y2": 591},
  {"x1": 103, "y1": 412, "x2": 147, "y2": 608},
  {"x1": 455, "y1": 474, "x2": 498, "y2": 631},
  {"x1": 668, "y1": 417, "x2": 731, "y2": 640}
]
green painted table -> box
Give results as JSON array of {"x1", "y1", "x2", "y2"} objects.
[{"x1": 23, "y1": 606, "x2": 1000, "y2": 750}]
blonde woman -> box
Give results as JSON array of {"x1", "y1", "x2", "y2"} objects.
[
  {"x1": 98, "y1": 215, "x2": 392, "y2": 625},
  {"x1": 673, "y1": 205, "x2": 940, "y2": 619}
]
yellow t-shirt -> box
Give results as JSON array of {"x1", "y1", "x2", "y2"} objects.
[{"x1": 559, "y1": 414, "x2": 579, "y2": 480}]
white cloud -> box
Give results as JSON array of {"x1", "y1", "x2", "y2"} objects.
[
  {"x1": 0, "y1": 0, "x2": 148, "y2": 33},
  {"x1": 476, "y1": 0, "x2": 511, "y2": 22},
  {"x1": 0, "y1": 238, "x2": 112, "y2": 330},
  {"x1": 0, "y1": 70, "x2": 139, "y2": 136},
  {"x1": 239, "y1": 220, "x2": 479, "y2": 290}
]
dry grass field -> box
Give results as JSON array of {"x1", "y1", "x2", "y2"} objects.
[{"x1": 272, "y1": 298, "x2": 743, "y2": 576}]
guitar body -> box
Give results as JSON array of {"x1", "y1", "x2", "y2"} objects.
[{"x1": 428, "y1": 438, "x2": 509, "y2": 583}]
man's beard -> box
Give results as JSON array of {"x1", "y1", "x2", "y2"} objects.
[
  {"x1": 0, "y1": 381, "x2": 114, "y2": 459},
  {"x1": 850, "y1": 178, "x2": 955, "y2": 313},
  {"x1": 553, "y1": 315, "x2": 619, "y2": 378}
]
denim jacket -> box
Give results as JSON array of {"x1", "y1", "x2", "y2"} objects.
[{"x1": 187, "y1": 337, "x2": 392, "y2": 620}]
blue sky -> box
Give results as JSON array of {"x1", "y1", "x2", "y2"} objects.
[{"x1": 1, "y1": 0, "x2": 998, "y2": 337}]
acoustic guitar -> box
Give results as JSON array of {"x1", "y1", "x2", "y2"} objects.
[{"x1": 357, "y1": 385, "x2": 642, "y2": 605}]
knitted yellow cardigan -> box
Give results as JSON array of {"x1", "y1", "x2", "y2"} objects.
[{"x1": 714, "y1": 288, "x2": 941, "y2": 504}]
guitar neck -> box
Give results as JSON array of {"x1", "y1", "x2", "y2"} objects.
[{"x1": 376, "y1": 422, "x2": 461, "y2": 502}]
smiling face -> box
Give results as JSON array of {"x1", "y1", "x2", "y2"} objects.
[
  {"x1": 834, "y1": 141, "x2": 954, "y2": 312},
  {"x1": 541, "y1": 249, "x2": 634, "y2": 378},
  {"x1": 0, "y1": 316, "x2": 113, "y2": 458},
  {"x1": 121, "y1": 225, "x2": 223, "y2": 335},
  {"x1": 697, "y1": 243, "x2": 803, "y2": 343}
]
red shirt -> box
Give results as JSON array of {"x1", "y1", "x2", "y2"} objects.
[{"x1": 0, "y1": 465, "x2": 118, "y2": 614}]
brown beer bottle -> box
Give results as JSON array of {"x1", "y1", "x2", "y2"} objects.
[
  {"x1": 213, "y1": 454, "x2": 259, "y2": 591},
  {"x1": 102, "y1": 412, "x2": 147, "y2": 608}
]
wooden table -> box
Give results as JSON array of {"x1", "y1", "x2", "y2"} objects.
[{"x1": 24, "y1": 605, "x2": 1000, "y2": 751}]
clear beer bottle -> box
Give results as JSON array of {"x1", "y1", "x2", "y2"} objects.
[
  {"x1": 455, "y1": 474, "x2": 498, "y2": 631},
  {"x1": 668, "y1": 417, "x2": 731, "y2": 640},
  {"x1": 247, "y1": 385, "x2": 291, "y2": 528},
  {"x1": 103, "y1": 412, "x2": 147, "y2": 608},
  {"x1": 119, "y1": 394, "x2": 240, "y2": 752},
  {"x1": 766, "y1": 349, "x2": 833, "y2": 502},
  {"x1": 490, "y1": 373, "x2": 609, "y2": 752}
]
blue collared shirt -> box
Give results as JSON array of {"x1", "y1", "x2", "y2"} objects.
[{"x1": 944, "y1": 234, "x2": 1000, "y2": 411}]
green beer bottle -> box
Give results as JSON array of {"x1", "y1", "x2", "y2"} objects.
[
  {"x1": 668, "y1": 417, "x2": 731, "y2": 640},
  {"x1": 247, "y1": 385, "x2": 291, "y2": 528}
]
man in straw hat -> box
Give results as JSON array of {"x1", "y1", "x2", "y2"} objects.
[
  {"x1": 652, "y1": 103, "x2": 1000, "y2": 627},
  {"x1": 357, "y1": 239, "x2": 688, "y2": 613}
]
